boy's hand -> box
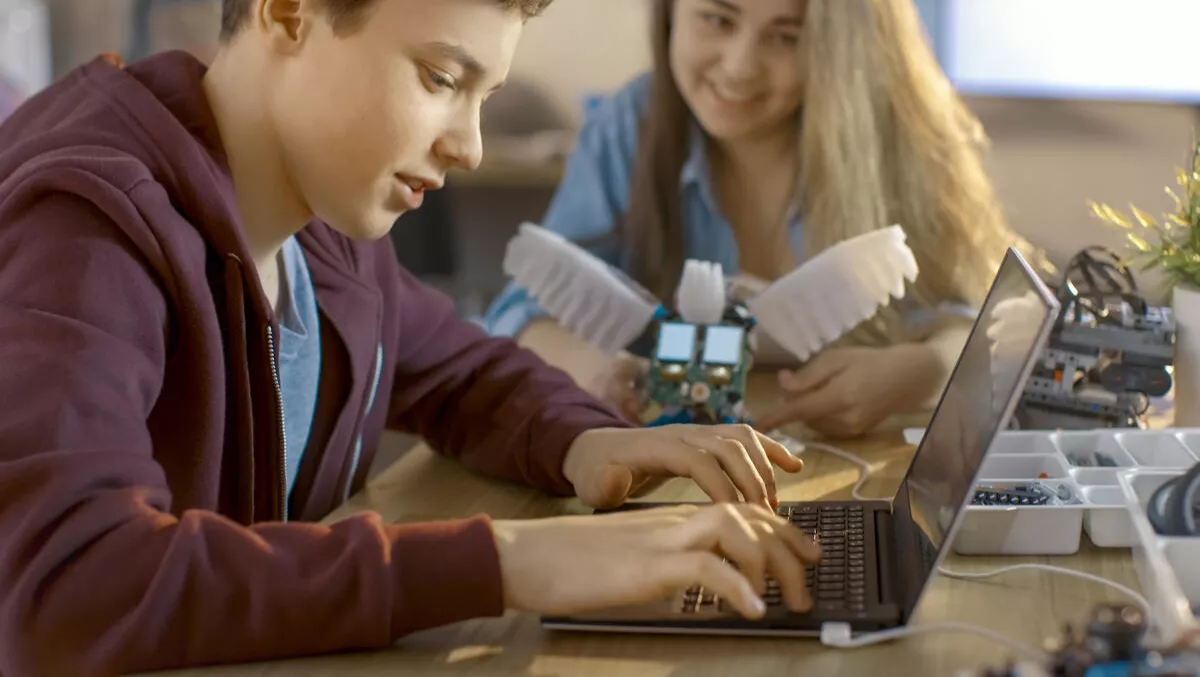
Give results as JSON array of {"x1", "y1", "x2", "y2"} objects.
[
  {"x1": 493, "y1": 503, "x2": 820, "y2": 619},
  {"x1": 562, "y1": 424, "x2": 805, "y2": 510}
]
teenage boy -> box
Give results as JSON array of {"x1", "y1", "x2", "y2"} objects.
[{"x1": 0, "y1": 0, "x2": 820, "y2": 674}]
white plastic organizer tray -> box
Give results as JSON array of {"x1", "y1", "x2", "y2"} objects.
[
  {"x1": 950, "y1": 429, "x2": 1200, "y2": 555},
  {"x1": 1117, "y1": 467, "x2": 1200, "y2": 651}
]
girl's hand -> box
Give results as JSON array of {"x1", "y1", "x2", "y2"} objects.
[
  {"x1": 755, "y1": 344, "x2": 943, "y2": 437},
  {"x1": 585, "y1": 352, "x2": 650, "y2": 423}
]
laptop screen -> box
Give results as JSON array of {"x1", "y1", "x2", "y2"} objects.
[{"x1": 894, "y1": 248, "x2": 1058, "y2": 614}]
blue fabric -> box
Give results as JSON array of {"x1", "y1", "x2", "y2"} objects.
[
  {"x1": 482, "y1": 72, "x2": 974, "y2": 344},
  {"x1": 345, "y1": 343, "x2": 384, "y2": 502},
  {"x1": 276, "y1": 236, "x2": 322, "y2": 502}
]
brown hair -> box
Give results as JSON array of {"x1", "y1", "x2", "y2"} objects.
[
  {"x1": 623, "y1": 0, "x2": 1046, "y2": 345},
  {"x1": 220, "y1": 0, "x2": 555, "y2": 42}
]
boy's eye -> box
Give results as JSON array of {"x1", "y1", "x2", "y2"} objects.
[{"x1": 423, "y1": 66, "x2": 457, "y2": 92}]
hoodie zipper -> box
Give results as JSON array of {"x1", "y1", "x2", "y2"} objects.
[{"x1": 266, "y1": 324, "x2": 288, "y2": 521}]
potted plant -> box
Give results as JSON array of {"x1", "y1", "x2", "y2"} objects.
[{"x1": 1090, "y1": 134, "x2": 1200, "y2": 425}]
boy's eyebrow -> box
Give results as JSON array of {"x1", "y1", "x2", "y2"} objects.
[
  {"x1": 424, "y1": 41, "x2": 507, "y2": 91},
  {"x1": 703, "y1": 0, "x2": 803, "y2": 27}
]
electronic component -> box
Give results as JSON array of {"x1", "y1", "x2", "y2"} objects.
[
  {"x1": 1014, "y1": 247, "x2": 1175, "y2": 431},
  {"x1": 644, "y1": 305, "x2": 755, "y2": 426},
  {"x1": 1146, "y1": 459, "x2": 1200, "y2": 537},
  {"x1": 970, "y1": 482, "x2": 1077, "y2": 506},
  {"x1": 1066, "y1": 451, "x2": 1119, "y2": 468},
  {"x1": 972, "y1": 603, "x2": 1200, "y2": 677}
]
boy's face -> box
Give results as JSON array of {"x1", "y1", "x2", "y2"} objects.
[{"x1": 264, "y1": 0, "x2": 522, "y2": 240}]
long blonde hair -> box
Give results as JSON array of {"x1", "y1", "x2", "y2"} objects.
[{"x1": 622, "y1": 0, "x2": 1044, "y2": 346}]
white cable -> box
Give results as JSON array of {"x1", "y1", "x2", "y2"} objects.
[
  {"x1": 936, "y1": 563, "x2": 1152, "y2": 615},
  {"x1": 799, "y1": 440, "x2": 885, "y2": 502},
  {"x1": 794, "y1": 443, "x2": 1149, "y2": 666},
  {"x1": 820, "y1": 620, "x2": 1049, "y2": 662}
]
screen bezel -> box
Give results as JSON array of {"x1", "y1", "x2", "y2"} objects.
[{"x1": 890, "y1": 248, "x2": 1060, "y2": 620}]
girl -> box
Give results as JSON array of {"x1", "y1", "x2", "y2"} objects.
[{"x1": 484, "y1": 0, "x2": 1041, "y2": 437}]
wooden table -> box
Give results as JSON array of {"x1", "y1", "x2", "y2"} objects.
[{"x1": 156, "y1": 373, "x2": 1141, "y2": 676}]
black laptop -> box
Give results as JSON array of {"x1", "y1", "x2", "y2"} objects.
[{"x1": 542, "y1": 247, "x2": 1060, "y2": 637}]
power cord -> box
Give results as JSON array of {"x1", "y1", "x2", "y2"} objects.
[
  {"x1": 799, "y1": 440, "x2": 882, "y2": 501},
  {"x1": 936, "y1": 562, "x2": 1150, "y2": 616},
  {"x1": 819, "y1": 563, "x2": 1150, "y2": 662},
  {"x1": 794, "y1": 439, "x2": 1153, "y2": 662},
  {"x1": 819, "y1": 619, "x2": 1048, "y2": 662}
]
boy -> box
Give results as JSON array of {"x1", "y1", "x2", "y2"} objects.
[{"x1": 0, "y1": 0, "x2": 819, "y2": 674}]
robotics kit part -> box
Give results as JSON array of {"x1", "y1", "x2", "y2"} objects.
[
  {"x1": 1015, "y1": 247, "x2": 1175, "y2": 431},
  {"x1": 1147, "y1": 460, "x2": 1200, "y2": 537},
  {"x1": 501, "y1": 222, "x2": 918, "y2": 365},
  {"x1": 502, "y1": 222, "x2": 920, "y2": 428},
  {"x1": 1066, "y1": 451, "x2": 1119, "y2": 468},
  {"x1": 973, "y1": 603, "x2": 1200, "y2": 677},
  {"x1": 644, "y1": 305, "x2": 755, "y2": 427},
  {"x1": 970, "y1": 481, "x2": 1079, "y2": 506}
]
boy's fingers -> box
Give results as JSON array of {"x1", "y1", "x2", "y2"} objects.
[
  {"x1": 755, "y1": 430, "x2": 805, "y2": 473},
  {"x1": 684, "y1": 434, "x2": 769, "y2": 510},
  {"x1": 659, "y1": 551, "x2": 765, "y2": 619},
  {"x1": 658, "y1": 444, "x2": 742, "y2": 504}
]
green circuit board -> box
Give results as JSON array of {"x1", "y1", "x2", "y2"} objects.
[{"x1": 644, "y1": 315, "x2": 754, "y2": 425}]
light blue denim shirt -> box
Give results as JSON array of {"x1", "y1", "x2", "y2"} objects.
[{"x1": 482, "y1": 73, "x2": 972, "y2": 341}]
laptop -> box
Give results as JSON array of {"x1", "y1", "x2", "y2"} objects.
[{"x1": 542, "y1": 247, "x2": 1060, "y2": 636}]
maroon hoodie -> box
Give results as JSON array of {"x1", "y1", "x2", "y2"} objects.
[{"x1": 0, "y1": 51, "x2": 629, "y2": 676}]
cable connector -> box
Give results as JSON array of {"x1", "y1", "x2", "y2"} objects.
[{"x1": 819, "y1": 621, "x2": 854, "y2": 647}]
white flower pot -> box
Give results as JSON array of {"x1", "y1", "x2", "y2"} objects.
[{"x1": 1172, "y1": 284, "x2": 1200, "y2": 426}]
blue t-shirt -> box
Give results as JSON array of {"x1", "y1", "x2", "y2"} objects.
[
  {"x1": 481, "y1": 73, "x2": 973, "y2": 344},
  {"x1": 275, "y1": 236, "x2": 385, "y2": 517},
  {"x1": 276, "y1": 236, "x2": 322, "y2": 505}
]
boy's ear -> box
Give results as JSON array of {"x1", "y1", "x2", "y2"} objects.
[{"x1": 256, "y1": 0, "x2": 316, "y2": 53}]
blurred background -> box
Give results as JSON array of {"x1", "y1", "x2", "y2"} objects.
[{"x1": 3, "y1": 0, "x2": 1199, "y2": 316}]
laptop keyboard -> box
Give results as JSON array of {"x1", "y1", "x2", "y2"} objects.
[{"x1": 680, "y1": 504, "x2": 868, "y2": 615}]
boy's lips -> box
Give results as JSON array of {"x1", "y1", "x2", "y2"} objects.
[{"x1": 394, "y1": 173, "x2": 442, "y2": 210}]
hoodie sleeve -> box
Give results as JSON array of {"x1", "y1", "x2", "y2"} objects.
[
  {"x1": 384, "y1": 259, "x2": 633, "y2": 496},
  {"x1": 0, "y1": 188, "x2": 505, "y2": 676}
]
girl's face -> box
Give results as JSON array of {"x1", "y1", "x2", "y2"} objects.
[{"x1": 669, "y1": 0, "x2": 807, "y2": 144}]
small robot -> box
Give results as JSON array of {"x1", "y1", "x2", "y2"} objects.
[{"x1": 501, "y1": 223, "x2": 920, "y2": 427}]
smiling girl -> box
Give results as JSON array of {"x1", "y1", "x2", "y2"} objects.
[{"x1": 485, "y1": 0, "x2": 1042, "y2": 438}]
